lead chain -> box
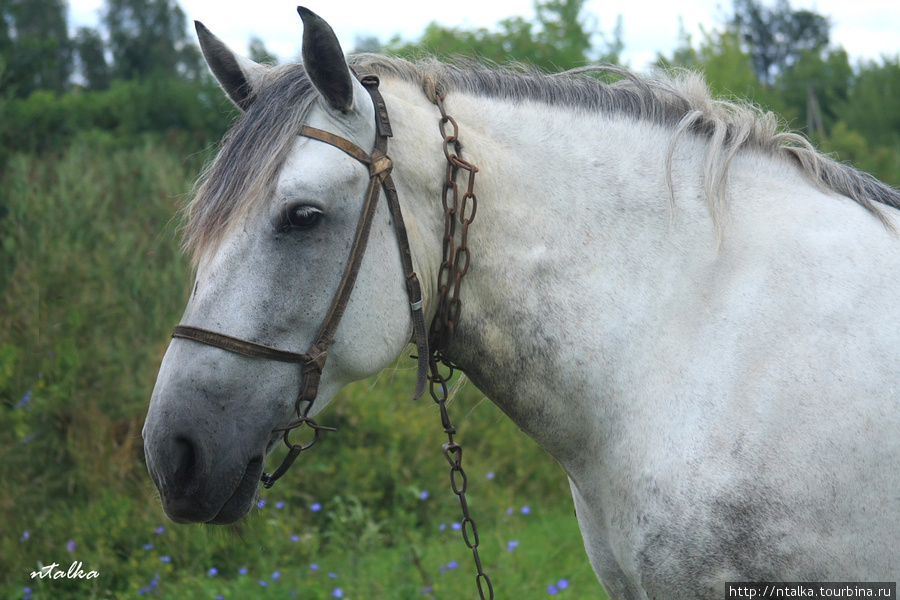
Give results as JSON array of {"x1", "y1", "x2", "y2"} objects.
[
  {"x1": 431, "y1": 92, "x2": 478, "y2": 356},
  {"x1": 428, "y1": 358, "x2": 493, "y2": 600},
  {"x1": 428, "y1": 93, "x2": 492, "y2": 600}
]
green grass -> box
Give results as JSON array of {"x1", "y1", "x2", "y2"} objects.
[{"x1": 0, "y1": 140, "x2": 608, "y2": 599}]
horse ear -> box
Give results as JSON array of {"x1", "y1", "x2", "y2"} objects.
[
  {"x1": 195, "y1": 21, "x2": 264, "y2": 112},
  {"x1": 297, "y1": 7, "x2": 354, "y2": 114}
]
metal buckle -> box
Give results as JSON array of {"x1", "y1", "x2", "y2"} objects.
[{"x1": 260, "y1": 416, "x2": 337, "y2": 489}]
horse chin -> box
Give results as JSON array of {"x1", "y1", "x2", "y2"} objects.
[
  {"x1": 207, "y1": 455, "x2": 265, "y2": 524},
  {"x1": 160, "y1": 454, "x2": 265, "y2": 525}
]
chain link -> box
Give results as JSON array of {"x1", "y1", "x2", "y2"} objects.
[
  {"x1": 431, "y1": 93, "x2": 479, "y2": 354},
  {"x1": 428, "y1": 360, "x2": 494, "y2": 600},
  {"x1": 428, "y1": 92, "x2": 493, "y2": 600}
]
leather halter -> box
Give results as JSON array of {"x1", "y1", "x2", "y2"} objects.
[{"x1": 171, "y1": 70, "x2": 430, "y2": 488}]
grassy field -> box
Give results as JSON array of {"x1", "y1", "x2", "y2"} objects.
[{"x1": 0, "y1": 140, "x2": 608, "y2": 599}]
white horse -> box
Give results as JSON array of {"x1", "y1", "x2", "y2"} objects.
[{"x1": 143, "y1": 8, "x2": 900, "y2": 598}]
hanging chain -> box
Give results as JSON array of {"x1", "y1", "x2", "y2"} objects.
[
  {"x1": 431, "y1": 92, "x2": 479, "y2": 356},
  {"x1": 427, "y1": 92, "x2": 493, "y2": 600},
  {"x1": 428, "y1": 360, "x2": 493, "y2": 600}
]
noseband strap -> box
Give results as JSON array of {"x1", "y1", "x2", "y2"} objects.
[
  {"x1": 172, "y1": 325, "x2": 312, "y2": 364},
  {"x1": 171, "y1": 69, "x2": 430, "y2": 488}
]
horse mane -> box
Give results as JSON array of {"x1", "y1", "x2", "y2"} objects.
[
  {"x1": 185, "y1": 55, "x2": 900, "y2": 262},
  {"x1": 353, "y1": 54, "x2": 900, "y2": 230}
]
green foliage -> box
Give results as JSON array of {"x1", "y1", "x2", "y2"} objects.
[
  {"x1": 74, "y1": 26, "x2": 112, "y2": 91},
  {"x1": 697, "y1": 28, "x2": 764, "y2": 102},
  {"x1": 841, "y1": 57, "x2": 900, "y2": 150},
  {"x1": 731, "y1": 0, "x2": 830, "y2": 84},
  {"x1": 387, "y1": 0, "x2": 619, "y2": 71},
  {"x1": 0, "y1": 0, "x2": 72, "y2": 97},
  {"x1": 248, "y1": 36, "x2": 279, "y2": 65},
  {"x1": 103, "y1": 0, "x2": 202, "y2": 81},
  {"x1": 778, "y1": 48, "x2": 852, "y2": 136},
  {"x1": 656, "y1": 3, "x2": 900, "y2": 185},
  {"x1": 0, "y1": 76, "x2": 232, "y2": 158}
]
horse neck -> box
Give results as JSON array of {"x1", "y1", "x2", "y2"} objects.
[{"x1": 392, "y1": 88, "x2": 724, "y2": 457}]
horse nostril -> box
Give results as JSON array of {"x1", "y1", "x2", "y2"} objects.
[{"x1": 172, "y1": 435, "x2": 200, "y2": 493}]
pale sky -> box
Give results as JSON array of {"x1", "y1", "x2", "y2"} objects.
[{"x1": 69, "y1": 0, "x2": 899, "y2": 70}]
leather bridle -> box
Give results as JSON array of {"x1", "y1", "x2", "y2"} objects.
[{"x1": 171, "y1": 69, "x2": 430, "y2": 489}]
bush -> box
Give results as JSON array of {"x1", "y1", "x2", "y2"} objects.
[{"x1": 0, "y1": 77, "x2": 233, "y2": 158}]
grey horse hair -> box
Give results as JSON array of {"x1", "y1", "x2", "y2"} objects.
[{"x1": 184, "y1": 55, "x2": 900, "y2": 262}]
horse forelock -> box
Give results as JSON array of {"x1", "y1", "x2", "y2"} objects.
[{"x1": 184, "y1": 63, "x2": 318, "y2": 265}]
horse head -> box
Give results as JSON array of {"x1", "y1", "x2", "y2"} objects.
[{"x1": 143, "y1": 8, "x2": 415, "y2": 524}]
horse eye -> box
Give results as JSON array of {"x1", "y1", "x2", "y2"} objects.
[{"x1": 280, "y1": 205, "x2": 322, "y2": 231}]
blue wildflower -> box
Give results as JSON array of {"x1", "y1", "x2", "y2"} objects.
[
  {"x1": 451, "y1": 522, "x2": 462, "y2": 530},
  {"x1": 15, "y1": 391, "x2": 31, "y2": 408},
  {"x1": 290, "y1": 535, "x2": 300, "y2": 542},
  {"x1": 143, "y1": 543, "x2": 154, "y2": 550},
  {"x1": 66, "y1": 540, "x2": 76, "y2": 552},
  {"x1": 310, "y1": 563, "x2": 319, "y2": 571},
  {"x1": 557, "y1": 579, "x2": 569, "y2": 589},
  {"x1": 20, "y1": 531, "x2": 29, "y2": 542},
  {"x1": 447, "y1": 561, "x2": 459, "y2": 570},
  {"x1": 332, "y1": 589, "x2": 344, "y2": 598},
  {"x1": 521, "y1": 506, "x2": 531, "y2": 515},
  {"x1": 507, "y1": 540, "x2": 520, "y2": 552},
  {"x1": 238, "y1": 567, "x2": 248, "y2": 575},
  {"x1": 419, "y1": 490, "x2": 429, "y2": 500},
  {"x1": 23, "y1": 587, "x2": 32, "y2": 600},
  {"x1": 138, "y1": 574, "x2": 160, "y2": 594},
  {"x1": 276, "y1": 501, "x2": 285, "y2": 509},
  {"x1": 439, "y1": 523, "x2": 447, "y2": 531},
  {"x1": 328, "y1": 572, "x2": 338, "y2": 579},
  {"x1": 486, "y1": 472, "x2": 496, "y2": 480},
  {"x1": 159, "y1": 556, "x2": 170, "y2": 563},
  {"x1": 257, "y1": 499, "x2": 266, "y2": 509},
  {"x1": 207, "y1": 567, "x2": 218, "y2": 577},
  {"x1": 154, "y1": 526, "x2": 165, "y2": 534},
  {"x1": 548, "y1": 584, "x2": 559, "y2": 595},
  {"x1": 272, "y1": 571, "x2": 281, "y2": 581},
  {"x1": 310, "y1": 502, "x2": 322, "y2": 512},
  {"x1": 259, "y1": 580, "x2": 268, "y2": 587}
]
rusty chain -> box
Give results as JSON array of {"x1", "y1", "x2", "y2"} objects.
[
  {"x1": 431, "y1": 92, "x2": 479, "y2": 356},
  {"x1": 427, "y1": 93, "x2": 493, "y2": 600}
]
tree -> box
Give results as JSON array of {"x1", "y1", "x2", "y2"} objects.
[
  {"x1": 103, "y1": 0, "x2": 199, "y2": 81},
  {"x1": 74, "y1": 27, "x2": 111, "y2": 90},
  {"x1": 0, "y1": 0, "x2": 72, "y2": 97},
  {"x1": 841, "y1": 57, "x2": 900, "y2": 149},
  {"x1": 655, "y1": 17, "x2": 699, "y2": 70},
  {"x1": 389, "y1": 0, "x2": 618, "y2": 72},
  {"x1": 777, "y1": 48, "x2": 852, "y2": 138},
  {"x1": 731, "y1": 0, "x2": 829, "y2": 85},
  {"x1": 657, "y1": 26, "x2": 763, "y2": 103},
  {"x1": 248, "y1": 36, "x2": 277, "y2": 65}
]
